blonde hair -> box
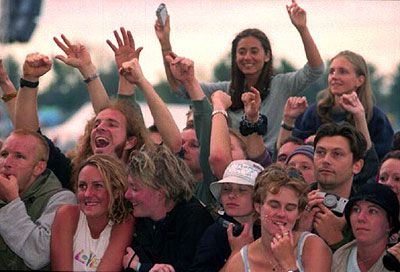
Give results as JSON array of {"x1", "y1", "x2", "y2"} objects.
[
  {"x1": 253, "y1": 164, "x2": 308, "y2": 212},
  {"x1": 75, "y1": 154, "x2": 130, "y2": 224},
  {"x1": 11, "y1": 129, "x2": 49, "y2": 162},
  {"x1": 317, "y1": 50, "x2": 374, "y2": 124},
  {"x1": 128, "y1": 145, "x2": 195, "y2": 203}
]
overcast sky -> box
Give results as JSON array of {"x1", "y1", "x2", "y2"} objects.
[{"x1": 1, "y1": 0, "x2": 399, "y2": 85}]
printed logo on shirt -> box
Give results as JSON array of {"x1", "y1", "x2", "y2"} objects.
[{"x1": 74, "y1": 249, "x2": 100, "y2": 269}]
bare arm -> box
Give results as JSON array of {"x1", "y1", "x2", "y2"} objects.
[
  {"x1": 154, "y1": 15, "x2": 180, "y2": 91},
  {"x1": 241, "y1": 87, "x2": 268, "y2": 160},
  {"x1": 120, "y1": 58, "x2": 181, "y2": 153},
  {"x1": 0, "y1": 59, "x2": 17, "y2": 125},
  {"x1": 338, "y1": 92, "x2": 372, "y2": 149},
  {"x1": 51, "y1": 205, "x2": 79, "y2": 271},
  {"x1": 54, "y1": 34, "x2": 109, "y2": 113},
  {"x1": 287, "y1": 0, "x2": 323, "y2": 68},
  {"x1": 15, "y1": 53, "x2": 52, "y2": 131},
  {"x1": 97, "y1": 215, "x2": 134, "y2": 271},
  {"x1": 209, "y1": 90, "x2": 233, "y2": 179},
  {"x1": 276, "y1": 96, "x2": 308, "y2": 149}
]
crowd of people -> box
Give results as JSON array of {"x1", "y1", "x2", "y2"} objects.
[{"x1": 1, "y1": 0, "x2": 400, "y2": 271}]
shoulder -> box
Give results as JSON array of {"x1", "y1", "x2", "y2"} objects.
[
  {"x1": 55, "y1": 204, "x2": 80, "y2": 220},
  {"x1": 52, "y1": 204, "x2": 80, "y2": 232},
  {"x1": 300, "y1": 231, "x2": 331, "y2": 258}
]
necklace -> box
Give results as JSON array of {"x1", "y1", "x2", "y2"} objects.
[{"x1": 259, "y1": 241, "x2": 285, "y2": 272}]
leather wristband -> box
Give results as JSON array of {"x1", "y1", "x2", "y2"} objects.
[
  {"x1": 20, "y1": 78, "x2": 39, "y2": 88},
  {"x1": 1, "y1": 92, "x2": 17, "y2": 102},
  {"x1": 281, "y1": 121, "x2": 294, "y2": 131},
  {"x1": 83, "y1": 73, "x2": 99, "y2": 84}
]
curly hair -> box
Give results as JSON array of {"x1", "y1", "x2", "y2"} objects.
[
  {"x1": 229, "y1": 28, "x2": 273, "y2": 110},
  {"x1": 75, "y1": 154, "x2": 130, "y2": 224},
  {"x1": 253, "y1": 164, "x2": 308, "y2": 213},
  {"x1": 317, "y1": 50, "x2": 374, "y2": 125},
  {"x1": 128, "y1": 144, "x2": 195, "y2": 204}
]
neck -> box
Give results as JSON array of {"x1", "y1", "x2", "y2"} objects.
[
  {"x1": 357, "y1": 239, "x2": 387, "y2": 269},
  {"x1": 87, "y1": 215, "x2": 110, "y2": 239},
  {"x1": 151, "y1": 200, "x2": 175, "y2": 221},
  {"x1": 318, "y1": 178, "x2": 353, "y2": 198},
  {"x1": 234, "y1": 213, "x2": 255, "y2": 224},
  {"x1": 245, "y1": 73, "x2": 260, "y2": 89}
]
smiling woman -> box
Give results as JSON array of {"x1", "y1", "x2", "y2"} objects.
[{"x1": 50, "y1": 154, "x2": 134, "y2": 272}]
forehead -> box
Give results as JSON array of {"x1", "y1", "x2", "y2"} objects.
[
  {"x1": 181, "y1": 128, "x2": 197, "y2": 141},
  {"x1": 264, "y1": 187, "x2": 299, "y2": 203},
  {"x1": 330, "y1": 56, "x2": 354, "y2": 69},
  {"x1": 2, "y1": 134, "x2": 38, "y2": 153},
  {"x1": 381, "y1": 158, "x2": 400, "y2": 172},
  {"x1": 316, "y1": 136, "x2": 351, "y2": 152},
  {"x1": 78, "y1": 165, "x2": 103, "y2": 181},
  {"x1": 289, "y1": 154, "x2": 313, "y2": 164},
  {"x1": 96, "y1": 108, "x2": 126, "y2": 124},
  {"x1": 237, "y1": 36, "x2": 263, "y2": 49},
  {"x1": 279, "y1": 142, "x2": 301, "y2": 155}
]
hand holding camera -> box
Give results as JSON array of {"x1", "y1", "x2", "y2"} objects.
[{"x1": 317, "y1": 192, "x2": 349, "y2": 215}]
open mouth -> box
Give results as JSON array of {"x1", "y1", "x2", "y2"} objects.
[{"x1": 95, "y1": 137, "x2": 110, "y2": 148}]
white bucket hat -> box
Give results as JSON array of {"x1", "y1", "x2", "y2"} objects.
[{"x1": 210, "y1": 160, "x2": 263, "y2": 201}]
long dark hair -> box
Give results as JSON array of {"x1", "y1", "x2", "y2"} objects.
[{"x1": 229, "y1": 28, "x2": 273, "y2": 110}]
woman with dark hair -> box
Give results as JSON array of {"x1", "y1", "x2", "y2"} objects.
[
  {"x1": 294, "y1": 50, "x2": 394, "y2": 159},
  {"x1": 378, "y1": 150, "x2": 400, "y2": 203},
  {"x1": 155, "y1": 0, "x2": 324, "y2": 152},
  {"x1": 332, "y1": 183, "x2": 400, "y2": 271}
]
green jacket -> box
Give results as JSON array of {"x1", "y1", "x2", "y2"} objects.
[{"x1": 0, "y1": 169, "x2": 75, "y2": 270}]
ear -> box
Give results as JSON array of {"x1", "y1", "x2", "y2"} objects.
[
  {"x1": 352, "y1": 159, "x2": 364, "y2": 175},
  {"x1": 124, "y1": 136, "x2": 138, "y2": 150},
  {"x1": 264, "y1": 51, "x2": 271, "y2": 63},
  {"x1": 356, "y1": 75, "x2": 365, "y2": 88},
  {"x1": 33, "y1": 160, "x2": 47, "y2": 177},
  {"x1": 254, "y1": 203, "x2": 261, "y2": 215}
]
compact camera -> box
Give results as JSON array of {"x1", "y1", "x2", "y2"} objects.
[
  {"x1": 317, "y1": 192, "x2": 349, "y2": 214},
  {"x1": 217, "y1": 217, "x2": 244, "y2": 237}
]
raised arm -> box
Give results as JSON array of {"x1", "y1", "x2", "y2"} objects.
[
  {"x1": 154, "y1": 14, "x2": 180, "y2": 91},
  {"x1": 15, "y1": 53, "x2": 52, "y2": 131},
  {"x1": 54, "y1": 34, "x2": 109, "y2": 113},
  {"x1": 286, "y1": 0, "x2": 323, "y2": 68},
  {"x1": 119, "y1": 58, "x2": 181, "y2": 153},
  {"x1": 338, "y1": 92, "x2": 372, "y2": 150},
  {"x1": 276, "y1": 96, "x2": 308, "y2": 149},
  {"x1": 106, "y1": 27, "x2": 143, "y2": 97},
  {"x1": 0, "y1": 59, "x2": 17, "y2": 126},
  {"x1": 209, "y1": 90, "x2": 233, "y2": 179}
]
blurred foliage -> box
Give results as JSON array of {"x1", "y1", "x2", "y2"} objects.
[{"x1": 1, "y1": 54, "x2": 399, "y2": 133}]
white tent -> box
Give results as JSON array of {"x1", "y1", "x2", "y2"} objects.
[{"x1": 43, "y1": 102, "x2": 190, "y2": 151}]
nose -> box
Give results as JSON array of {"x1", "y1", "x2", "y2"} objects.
[
  {"x1": 1, "y1": 155, "x2": 12, "y2": 169},
  {"x1": 124, "y1": 187, "x2": 133, "y2": 201},
  {"x1": 84, "y1": 187, "x2": 94, "y2": 197},
  {"x1": 356, "y1": 209, "x2": 367, "y2": 222},
  {"x1": 95, "y1": 121, "x2": 106, "y2": 131}
]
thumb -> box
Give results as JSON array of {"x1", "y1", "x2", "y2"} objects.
[
  {"x1": 135, "y1": 47, "x2": 143, "y2": 58},
  {"x1": 55, "y1": 55, "x2": 67, "y2": 63},
  {"x1": 126, "y1": 246, "x2": 134, "y2": 255},
  {"x1": 227, "y1": 223, "x2": 234, "y2": 240}
]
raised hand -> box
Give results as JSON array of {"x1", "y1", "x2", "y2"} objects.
[
  {"x1": 0, "y1": 59, "x2": 10, "y2": 84},
  {"x1": 22, "y1": 53, "x2": 52, "y2": 81},
  {"x1": 154, "y1": 15, "x2": 171, "y2": 49},
  {"x1": 211, "y1": 90, "x2": 232, "y2": 110},
  {"x1": 283, "y1": 96, "x2": 308, "y2": 121},
  {"x1": 119, "y1": 58, "x2": 146, "y2": 86},
  {"x1": 166, "y1": 56, "x2": 195, "y2": 86},
  {"x1": 337, "y1": 92, "x2": 365, "y2": 116},
  {"x1": 53, "y1": 34, "x2": 93, "y2": 73},
  {"x1": 242, "y1": 87, "x2": 261, "y2": 123},
  {"x1": 286, "y1": 0, "x2": 307, "y2": 31},
  {"x1": 106, "y1": 27, "x2": 143, "y2": 69}
]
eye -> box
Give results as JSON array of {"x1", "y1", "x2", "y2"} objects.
[
  {"x1": 351, "y1": 205, "x2": 361, "y2": 213},
  {"x1": 394, "y1": 175, "x2": 400, "y2": 183},
  {"x1": 268, "y1": 201, "x2": 280, "y2": 209},
  {"x1": 300, "y1": 165, "x2": 311, "y2": 171},
  {"x1": 314, "y1": 149, "x2": 325, "y2": 157},
  {"x1": 94, "y1": 182, "x2": 104, "y2": 189},
  {"x1": 286, "y1": 204, "x2": 298, "y2": 212},
  {"x1": 368, "y1": 208, "x2": 379, "y2": 215},
  {"x1": 78, "y1": 182, "x2": 87, "y2": 191},
  {"x1": 0, "y1": 151, "x2": 8, "y2": 158},
  {"x1": 379, "y1": 174, "x2": 388, "y2": 183},
  {"x1": 15, "y1": 153, "x2": 26, "y2": 159},
  {"x1": 250, "y1": 48, "x2": 259, "y2": 55},
  {"x1": 332, "y1": 150, "x2": 344, "y2": 159}
]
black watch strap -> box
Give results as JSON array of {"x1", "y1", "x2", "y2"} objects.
[{"x1": 20, "y1": 78, "x2": 39, "y2": 88}]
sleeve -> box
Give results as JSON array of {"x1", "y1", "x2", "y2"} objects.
[
  {"x1": 175, "y1": 82, "x2": 230, "y2": 100},
  {"x1": 368, "y1": 107, "x2": 394, "y2": 160},
  {"x1": 192, "y1": 98, "x2": 215, "y2": 183},
  {"x1": 293, "y1": 104, "x2": 320, "y2": 140},
  {"x1": 0, "y1": 191, "x2": 77, "y2": 270},
  {"x1": 40, "y1": 132, "x2": 73, "y2": 189},
  {"x1": 272, "y1": 63, "x2": 324, "y2": 97}
]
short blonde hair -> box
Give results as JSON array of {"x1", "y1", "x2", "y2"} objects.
[
  {"x1": 128, "y1": 145, "x2": 195, "y2": 203},
  {"x1": 253, "y1": 164, "x2": 308, "y2": 212}
]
